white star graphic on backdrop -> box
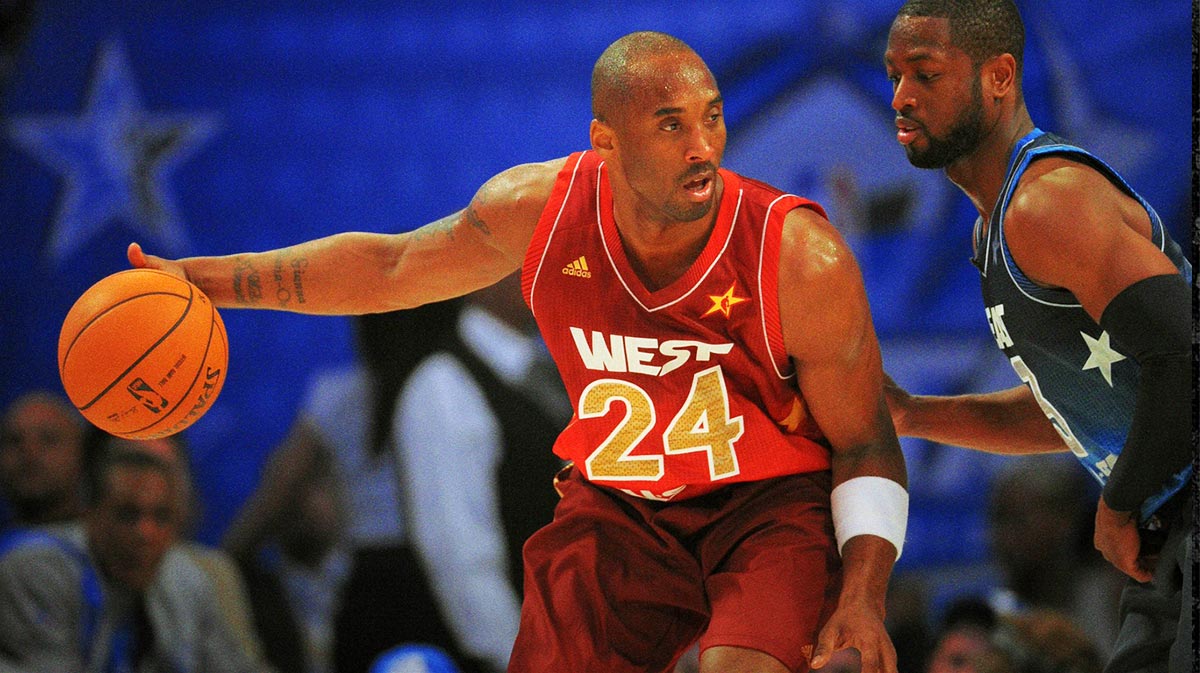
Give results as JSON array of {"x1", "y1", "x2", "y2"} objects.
[
  {"x1": 7, "y1": 40, "x2": 218, "y2": 262},
  {"x1": 1081, "y1": 330, "x2": 1126, "y2": 387}
]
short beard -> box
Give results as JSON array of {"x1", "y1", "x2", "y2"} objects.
[{"x1": 906, "y1": 78, "x2": 986, "y2": 169}]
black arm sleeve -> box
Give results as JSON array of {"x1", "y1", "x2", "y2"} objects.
[{"x1": 1098, "y1": 273, "x2": 1193, "y2": 513}]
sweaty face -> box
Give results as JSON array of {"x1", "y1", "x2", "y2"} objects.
[
  {"x1": 0, "y1": 399, "x2": 83, "y2": 515},
  {"x1": 87, "y1": 466, "x2": 180, "y2": 592},
  {"x1": 885, "y1": 16, "x2": 988, "y2": 169},
  {"x1": 603, "y1": 52, "x2": 726, "y2": 224}
]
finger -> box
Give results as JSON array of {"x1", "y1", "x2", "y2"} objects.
[
  {"x1": 128, "y1": 242, "x2": 147, "y2": 267},
  {"x1": 809, "y1": 624, "x2": 840, "y2": 670},
  {"x1": 857, "y1": 648, "x2": 879, "y2": 673},
  {"x1": 880, "y1": 637, "x2": 899, "y2": 673}
]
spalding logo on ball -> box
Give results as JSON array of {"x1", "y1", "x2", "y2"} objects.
[{"x1": 58, "y1": 268, "x2": 229, "y2": 439}]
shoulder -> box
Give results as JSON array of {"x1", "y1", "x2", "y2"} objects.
[
  {"x1": 777, "y1": 206, "x2": 860, "y2": 288},
  {"x1": 399, "y1": 352, "x2": 483, "y2": 414},
  {"x1": 474, "y1": 157, "x2": 572, "y2": 215},
  {"x1": 776, "y1": 206, "x2": 872, "y2": 361},
  {"x1": 0, "y1": 531, "x2": 85, "y2": 600},
  {"x1": 1006, "y1": 157, "x2": 1117, "y2": 241},
  {"x1": 153, "y1": 544, "x2": 223, "y2": 601}
]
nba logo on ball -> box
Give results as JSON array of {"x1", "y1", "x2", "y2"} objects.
[{"x1": 58, "y1": 268, "x2": 229, "y2": 439}]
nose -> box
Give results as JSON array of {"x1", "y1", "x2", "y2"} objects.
[
  {"x1": 891, "y1": 78, "x2": 914, "y2": 114},
  {"x1": 685, "y1": 124, "x2": 717, "y2": 164}
]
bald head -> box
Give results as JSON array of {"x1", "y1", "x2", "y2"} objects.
[{"x1": 591, "y1": 31, "x2": 713, "y2": 124}]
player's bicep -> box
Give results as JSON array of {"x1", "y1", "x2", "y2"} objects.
[
  {"x1": 388, "y1": 161, "x2": 557, "y2": 304},
  {"x1": 779, "y1": 211, "x2": 891, "y2": 453}
]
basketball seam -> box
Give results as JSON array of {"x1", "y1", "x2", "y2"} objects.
[
  {"x1": 75, "y1": 287, "x2": 196, "y2": 412},
  {"x1": 127, "y1": 298, "x2": 220, "y2": 437}
]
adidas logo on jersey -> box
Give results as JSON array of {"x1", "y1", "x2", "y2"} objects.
[{"x1": 562, "y1": 256, "x2": 592, "y2": 278}]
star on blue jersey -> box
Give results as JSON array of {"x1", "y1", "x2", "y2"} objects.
[
  {"x1": 6, "y1": 40, "x2": 219, "y2": 262},
  {"x1": 1080, "y1": 330, "x2": 1126, "y2": 387}
]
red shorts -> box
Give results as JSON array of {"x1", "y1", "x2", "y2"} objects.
[{"x1": 508, "y1": 467, "x2": 841, "y2": 673}]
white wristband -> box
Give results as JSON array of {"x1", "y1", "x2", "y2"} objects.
[{"x1": 830, "y1": 476, "x2": 908, "y2": 561}]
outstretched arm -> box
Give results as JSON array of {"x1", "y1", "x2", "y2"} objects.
[
  {"x1": 778, "y1": 208, "x2": 906, "y2": 673},
  {"x1": 130, "y1": 158, "x2": 565, "y2": 315},
  {"x1": 883, "y1": 376, "x2": 1068, "y2": 454}
]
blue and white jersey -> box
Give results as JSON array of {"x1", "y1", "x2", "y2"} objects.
[{"x1": 972, "y1": 129, "x2": 1192, "y2": 522}]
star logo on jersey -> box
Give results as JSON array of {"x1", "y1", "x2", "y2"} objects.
[
  {"x1": 7, "y1": 39, "x2": 219, "y2": 262},
  {"x1": 702, "y1": 283, "x2": 748, "y2": 319},
  {"x1": 1080, "y1": 330, "x2": 1126, "y2": 387}
]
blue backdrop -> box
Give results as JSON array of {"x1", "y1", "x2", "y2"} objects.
[{"x1": 1, "y1": 1, "x2": 1191, "y2": 563}]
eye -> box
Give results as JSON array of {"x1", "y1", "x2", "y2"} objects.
[
  {"x1": 660, "y1": 120, "x2": 681, "y2": 132},
  {"x1": 916, "y1": 72, "x2": 939, "y2": 82}
]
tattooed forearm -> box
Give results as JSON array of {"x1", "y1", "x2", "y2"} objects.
[
  {"x1": 290, "y1": 257, "x2": 308, "y2": 304},
  {"x1": 232, "y1": 257, "x2": 263, "y2": 305},
  {"x1": 268, "y1": 252, "x2": 308, "y2": 308}
]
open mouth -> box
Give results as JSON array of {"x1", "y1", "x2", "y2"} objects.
[
  {"x1": 896, "y1": 118, "x2": 922, "y2": 146},
  {"x1": 682, "y1": 175, "x2": 713, "y2": 200}
]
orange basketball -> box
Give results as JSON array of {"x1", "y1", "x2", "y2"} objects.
[{"x1": 58, "y1": 268, "x2": 229, "y2": 439}]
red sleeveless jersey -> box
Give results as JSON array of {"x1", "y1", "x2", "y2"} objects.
[{"x1": 522, "y1": 151, "x2": 831, "y2": 501}]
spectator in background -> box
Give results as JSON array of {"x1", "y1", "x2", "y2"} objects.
[
  {"x1": 222, "y1": 302, "x2": 469, "y2": 673},
  {"x1": 927, "y1": 598, "x2": 1000, "y2": 673},
  {"x1": 239, "y1": 459, "x2": 351, "y2": 673},
  {"x1": 925, "y1": 598, "x2": 1104, "y2": 673},
  {"x1": 393, "y1": 272, "x2": 569, "y2": 673},
  {"x1": 0, "y1": 390, "x2": 87, "y2": 531},
  {"x1": 0, "y1": 448, "x2": 262, "y2": 672},
  {"x1": 985, "y1": 457, "x2": 1122, "y2": 656},
  {"x1": 91, "y1": 429, "x2": 275, "y2": 673},
  {"x1": 982, "y1": 610, "x2": 1104, "y2": 673}
]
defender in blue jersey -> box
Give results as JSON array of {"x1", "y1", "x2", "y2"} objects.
[{"x1": 881, "y1": 1, "x2": 1193, "y2": 672}]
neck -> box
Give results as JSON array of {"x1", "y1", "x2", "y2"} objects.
[
  {"x1": 945, "y1": 109, "x2": 1036, "y2": 221},
  {"x1": 611, "y1": 176, "x2": 723, "y2": 292}
]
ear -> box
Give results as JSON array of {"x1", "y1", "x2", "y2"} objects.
[
  {"x1": 590, "y1": 119, "x2": 615, "y2": 156},
  {"x1": 982, "y1": 53, "x2": 1018, "y2": 100}
]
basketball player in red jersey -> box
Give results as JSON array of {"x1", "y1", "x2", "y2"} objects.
[{"x1": 129, "y1": 31, "x2": 908, "y2": 673}]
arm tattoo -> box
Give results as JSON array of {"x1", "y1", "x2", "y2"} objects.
[
  {"x1": 463, "y1": 205, "x2": 492, "y2": 237},
  {"x1": 268, "y1": 252, "x2": 308, "y2": 308},
  {"x1": 232, "y1": 257, "x2": 263, "y2": 305},
  {"x1": 410, "y1": 213, "x2": 458, "y2": 243}
]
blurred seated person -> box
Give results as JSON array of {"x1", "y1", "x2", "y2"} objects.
[
  {"x1": 0, "y1": 390, "x2": 87, "y2": 531},
  {"x1": 927, "y1": 597, "x2": 1000, "y2": 673},
  {"x1": 0, "y1": 448, "x2": 263, "y2": 672},
  {"x1": 926, "y1": 597, "x2": 1103, "y2": 673},
  {"x1": 982, "y1": 609, "x2": 1104, "y2": 673},
  {"x1": 239, "y1": 459, "x2": 351, "y2": 673},
  {"x1": 92, "y1": 429, "x2": 273, "y2": 672}
]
